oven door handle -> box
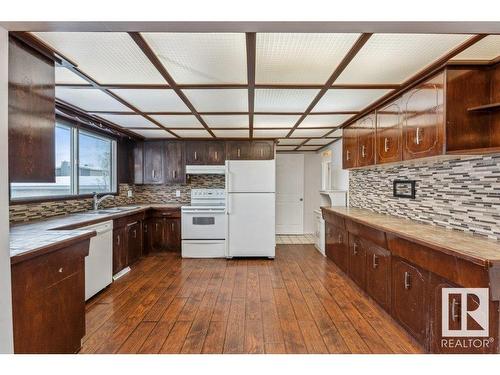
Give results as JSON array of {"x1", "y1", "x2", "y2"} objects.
[{"x1": 182, "y1": 209, "x2": 226, "y2": 214}]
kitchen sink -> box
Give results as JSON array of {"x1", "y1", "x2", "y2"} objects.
[{"x1": 83, "y1": 207, "x2": 141, "y2": 215}]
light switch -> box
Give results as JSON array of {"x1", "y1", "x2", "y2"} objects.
[
  {"x1": 127, "y1": 190, "x2": 133, "y2": 198},
  {"x1": 176, "y1": 190, "x2": 181, "y2": 197}
]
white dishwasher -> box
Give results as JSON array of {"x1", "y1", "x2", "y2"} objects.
[{"x1": 82, "y1": 220, "x2": 113, "y2": 300}]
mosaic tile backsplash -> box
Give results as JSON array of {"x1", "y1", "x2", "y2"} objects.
[
  {"x1": 10, "y1": 175, "x2": 225, "y2": 224},
  {"x1": 349, "y1": 154, "x2": 500, "y2": 240}
]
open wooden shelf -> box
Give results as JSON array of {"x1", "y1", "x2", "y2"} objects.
[{"x1": 467, "y1": 102, "x2": 500, "y2": 112}]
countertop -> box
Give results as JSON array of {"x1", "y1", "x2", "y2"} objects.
[
  {"x1": 10, "y1": 204, "x2": 182, "y2": 264},
  {"x1": 322, "y1": 206, "x2": 500, "y2": 267}
]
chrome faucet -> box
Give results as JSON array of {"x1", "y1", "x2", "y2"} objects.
[{"x1": 93, "y1": 192, "x2": 115, "y2": 211}]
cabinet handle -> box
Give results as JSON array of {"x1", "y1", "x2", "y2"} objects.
[
  {"x1": 152, "y1": 169, "x2": 156, "y2": 180},
  {"x1": 451, "y1": 298, "x2": 460, "y2": 322},
  {"x1": 237, "y1": 148, "x2": 241, "y2": 158},
  {"x1": 144, "y1": 225, "x2": 147, "y2": 233},
  {"x1": 338, "y1": 234, "x2": 342, "y2": 243},
  {"x1": 214, "y1": 151, "x2": 218, "y2": 160},
  {"x1": 384, "y1": 137, "x2": 389, "y2": 152},
  {"x1": 260, "y1": 149, "x2": 263, "y2": 157},
  {"x1": 172, "y1": 170, "x2": 177, "y2": 179},
  {"x1": 171, "y1": 222, "x2": 174, "y2": 231},
  {"x1": 415, "y1": 127, "x2": 421, "y2": 145},
  {"x1": 194, "y1": 151, "x2": 197, "y2": 160},
  {"x1": 372, "y1": 254, "x2": 378, "y2": 269},
  {"x1": 117, "y1": 235, "x2": 120, "y2": 246},
  {"x1": 58, "y1": 267, "x2": 63, "y2": 273},
  {"x1": 155, "y1": 223, "x2": 159, "y2": 231},
  {"x1": 404, "y1": 271, "x2": 411, "y2": 290},
  {"x1": 346, "y1": 150, "x2": 350, "y2": 161},
  {"x1": 361, "y1": 145, "x2": 366, "y2": 158},
  {"x1": 352, "y1": 243, "x2": 358, "y2": 255},
  {"x1": 133, "y1": 230, "x2": 137, "y2": 238}
]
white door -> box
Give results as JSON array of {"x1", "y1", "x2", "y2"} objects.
[
  {"x1": 227, "y1": 193, "x2": 275, "y2": 257},
  {"x1": 276, "y1": 153, "x2": 304, "y2": 234},
  {"x1": 226, "y1": 160, "x2": 275, "y2": 193}
]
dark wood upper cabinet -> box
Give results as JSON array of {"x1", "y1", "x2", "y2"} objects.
[
  {"x1": 342, "y1": 126, "x2": 358, "y2": 169},
  {"x1": 356, "y1": 113, "x2": 376, "y2": 167},
  {"x1": 118, "y1": 138, "x2": 134, "y2": 184},
  {"x1": 133, "y1": 141, "x2": 144, "y2": 184},
  {"x1": 164, "y1": 141, "x2": 186, "y2": 184},
  {"x1": 8, "y1": 37, "x2": 55, "y2": 183},
  {"x1": 376, "y1": 99, "x2": 403, "y2": 164},
  {"x1": 402, "y1": 72, "x2": 445, "y2": 160},
  {"x1": 226, "y1": 141, "x2": 251, "y2": 160},
  {"x1": 143, "y1": 141, "x2": 164, "y2": 184},
  {"x1": 392, "y1": 258, "x2": 429, "y2": 344},
  {"x1": 185, "y1": 141, "x2": 206, "y2": 165},
  {"x1": 251, "y1": 141, "x2": 274, "y2": 160},
  {"x1": 206, "y1": 141, "x2": 226, "y2": 165}
]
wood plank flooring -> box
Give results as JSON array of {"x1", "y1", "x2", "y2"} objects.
[{"x1": 81, "y1": 244, "x2": 423, "y2": 354}]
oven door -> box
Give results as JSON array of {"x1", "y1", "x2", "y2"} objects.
[{"x1": 181, "y1": 208, "x2": 226, "y2": 240}]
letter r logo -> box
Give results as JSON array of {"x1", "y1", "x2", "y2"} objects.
[{"x1": 442, "y1": 288, "x2": 489, "y2": 337}]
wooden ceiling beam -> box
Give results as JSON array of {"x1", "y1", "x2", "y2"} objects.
[
  {"x1": 128, "y1": 32, "x2": 216, "y2": 138},
  {"x1": 323, "y1": 33, "x2": 489, "y2": 137},
  {"x1": 246, "y1": 33, "x2": 256, "y2": 139},
  {"x1": 286, "y1": 33, "x2": 373, "y2": 138},
  {"x1": 86, "y1": 110, "x2": 359, "y2": 116}
]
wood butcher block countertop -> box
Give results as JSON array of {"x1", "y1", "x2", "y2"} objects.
[
  {"x1": 322, "y1": 206, "x2": 500, "y2": 267},
  {"x1": 10, "y1": 204, "x2": 182, "y2": 264}
]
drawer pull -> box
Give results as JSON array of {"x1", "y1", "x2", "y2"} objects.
[
  {"x1": 361, "y1": 145, "x2": 366, "y2": 158},
  {"x1": 352, "y1": 243, "x2": 358, "y2": 255},
  {"x1": 58, "y1": 267, "x2": 63, "y2": 273},
  {"x1": 372, "y1": 254, "x2": 379, "y2": 269},
  {"x1": 404, "y1": 271, "x2": 411, "y2": 290},
  {"x1": 117, "y1": 235, "x2": 120, "y2": 246},
  {"x1": 384, "y1": 137, "x2": 389, "y2": 152},
  {"x1": 346, "y1": 150, "x2": 350, "y2": 161},
  {"x1": 194, "y1": 151, "x2": 197, "y2": 160},
  {"x1": 451, "y1": 298, "x2": 460, "y2": 322},
  {"x1": 415, "y1": 127, "x2": 421, "y2": 145},
  {"x1": 214, "y1": 151, "x2": 218, "y2": 160},
  {"x1": 171, "y1": 222, "x2": 174, "y2": 231},
  {"x1": 237, "y1": 148, "x2": 241, "y2": 158}
]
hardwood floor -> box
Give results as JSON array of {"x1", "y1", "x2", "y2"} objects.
[{"x1": 81, "y1": 244, "x2": 423, "y2": 354}]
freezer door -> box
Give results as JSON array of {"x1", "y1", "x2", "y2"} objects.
[
  {"x1": 227, "y1": 193, "x2": 275, "y2": 257},
  {"x1": 226, "y1": 160, "x2": 275, "y2": 193}
]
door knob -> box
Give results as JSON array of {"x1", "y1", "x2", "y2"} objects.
[{"x1": 299, "y1": 198, "x2": 303, "y2": 201}]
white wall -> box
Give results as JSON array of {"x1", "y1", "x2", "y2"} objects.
[
  {"x1": 303, "y1": 153, "x2": 321, "y2": 233},
  {"x1": 0, "y1": 26, "x2": 14, "y2": 353},
  {"x1": 328, "y1": 139, "x2": 349, "y2": 191}
]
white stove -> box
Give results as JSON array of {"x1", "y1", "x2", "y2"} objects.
[{"x1": 181, "y1": 189, "x2": 226, "y2": 258}]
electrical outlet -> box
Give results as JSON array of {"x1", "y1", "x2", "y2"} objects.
[
  {"x1": 175, "y1": 190, "x2": 181, "y2": 197},
  {"x1": 127, "y1": 190, "x2": 133, "y2": 198}
]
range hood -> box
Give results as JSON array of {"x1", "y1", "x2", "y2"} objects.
[{"x1": 185, "y1": 165, "x2": 225, "y2": 175}]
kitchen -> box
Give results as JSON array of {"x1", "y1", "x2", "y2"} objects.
[{"x1": 1, "y1": 15, "x2": 500, "y2": 361}]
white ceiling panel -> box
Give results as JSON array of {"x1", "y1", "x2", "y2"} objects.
[
  {"x1": 313, "y1": 89, "x2": 390, "y2": 112},
  {"x1": 56, "y1": 87, "x2": 129, "y2": 112},
  {"x1": 254, "y1": 115, "x2": 300, "y2": 128},
  {"x1": 97, "y1": 114, "x2": 158, "y2": 129},
  {"x1": 290, "y1": 128, "x2": 330, "y2": 137},
  {"x1": 255, "y1": 89, "x2": 319, "y2": 112},
  {"x1": 300, "y1": 114, "x2": 352, "y2": 128},
  {"x1": 110, "y1": 89, "x2": 189, "y2": 112},
  {"x1": 133, "y1": 129, "x2": 175, "y2": 138},
  {"x1": 253, "y1": 129, "x2": 290, "y2": 138},
  {"x1": 276, "y1": 146, "x2": 298, "y2": 151},
  {"x1": 150, "y1": 115, "x2": 203, "y2": 128},
  {"x1": 452, "y1": 35, "x2": 500, "y2": 60},
  {"x1": 183, "y1": 89, "x2": 248, "y2": 111},
  {"x1": 202, "y1": 115, "x2": 249, "y2": 128},
  {"x1": 277, "y1": 138, "x2": 305, "y2": 145},
  {"x1": 305, "y1": 138, "x2": 336, "y2": 145},
  {"x1": 35, "y1": 32, "x2": 166, "y2": 84},
  {"x1": 212, "y1": 129, "x2": 249, "y2": 138},
  {"x1": 256, "y1": 33, "x2": 360, "y2": 84},
  {"x1": 336, "y1": 34, "x2": 471, "y2": 84},
  {"x1": 173, "y1": 129, "x2": 212, "y2": 138},
  {"x1": 142, "y1": 33, "x2": 247, "y2": 84},
  {"x1": 55, "y1": 67, "x2": 88, "y2": 84}
]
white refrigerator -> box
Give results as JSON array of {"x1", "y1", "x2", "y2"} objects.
[{"x1": 225, "y1": 160, "x2": 276, "y2": 258}]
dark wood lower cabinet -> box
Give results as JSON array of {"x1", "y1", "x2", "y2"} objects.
[
  {"x1": 11, "y1": 239, "x2": 90, "y2": 353},
  {"x1": 365, "y1": 242, "x2": 391, "y2": 312},
  {"x1": 325, "y1": 224, "x2": 349, "y2": 274},
  {"x1": 165, "y1": 218, "x2": 181, "y2": 252},
  {"x1": 348, "y1": 234, "x2": 366, "y2": 289},
  {"x1": 112, "y1": 212, "x2": 145, "y2": 275},
  {"x1": 126, "y1": 221, "x2": 143, "y2": 265},
  {"x1": 143, "y1": 208, "x2": 181, "y2": 253},
  {"x1": 112, "y1": 227, "x2": 127, "y2": 275}
]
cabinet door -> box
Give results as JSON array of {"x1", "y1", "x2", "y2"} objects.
[
  {"x1": 356, "y1": 113, "x2": 376, "y2": 167},
  {"x1": 112, "y1": 227, "x2": 127, "y2": 275},
  {"x1": 376, "y1": 99, "x2": 403, "y2": 164},
  {"x1": 342, "y1": 126, "x2": 358, "y2": 169},
  {"x1": 126, "y1": 221, "x2": 142, "y2": 265},
  {"x1": 226, "y1": 141, "x2": 251, "y2": 160},
  {"x1": 348, "y1": 234, "x2": 366, "y2": 289},
  {"x1": 365, "y1": 242, "x2": 391, "y2": 311},
  {"x1": 252, "y1": 141, "x2": 274, "y2": 160},
  {"x1": 8, "y1": 37, "x2": 55, "y2": 183},
  {"x1": 143, "y1": 141, "x2": 164, "y2": 184},
  {"x1": 325, "y1": 223, "x2": 349, "y2": 274},
  {"x1": 206, "y1": 141, "x2": 226, "y2": 165},
  {"x1": 164, "y1": 218, "x2": 181, "y2": 252},
  {"x1": 133, "y1": 141, "x2": 144, "y2": 184},
  {"x1": 392, "y1": 258, "x2": 429, "y2": 344},
  {"x1": 150, "y1": 218, "x2": 165, "y2": 252},
  {"x1": 185, "y1": 141, "x2": 206, "y2": 165},
  {"x1": 403, "y1": 72, "x2": 445, "y2": 160},
  {"x1": 164, "y1": 141, "x2": 186, "y2": 184}
]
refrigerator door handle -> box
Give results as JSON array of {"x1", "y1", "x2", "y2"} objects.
[{"x1": 226, "y1": 195, "x2": 231, "y2": 215}]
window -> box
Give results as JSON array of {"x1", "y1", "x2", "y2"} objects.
[{"x1": 10, "y1": 122, "x2": 117, "y2": 201}]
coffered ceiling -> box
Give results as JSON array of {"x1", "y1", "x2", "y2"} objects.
[{"x1": 28, "y1": 31, "x2": 500, "y2": 152}]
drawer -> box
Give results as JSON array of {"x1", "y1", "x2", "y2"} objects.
[
  {"x1": 345, "y1": 219, "x2": 387, "y2": 248},
  {"x1": 149, "y1": 209, "x2": 181, "y2": 218},
  {"x1": 114, "y1": 212, "x2": 146, "y2": 228},
  {"x1": 11, "y1": 240, "x2": 89, "y2": 294},
  {"x1": 321, "y1": 209, "x2": 345, "y2": 229}
]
